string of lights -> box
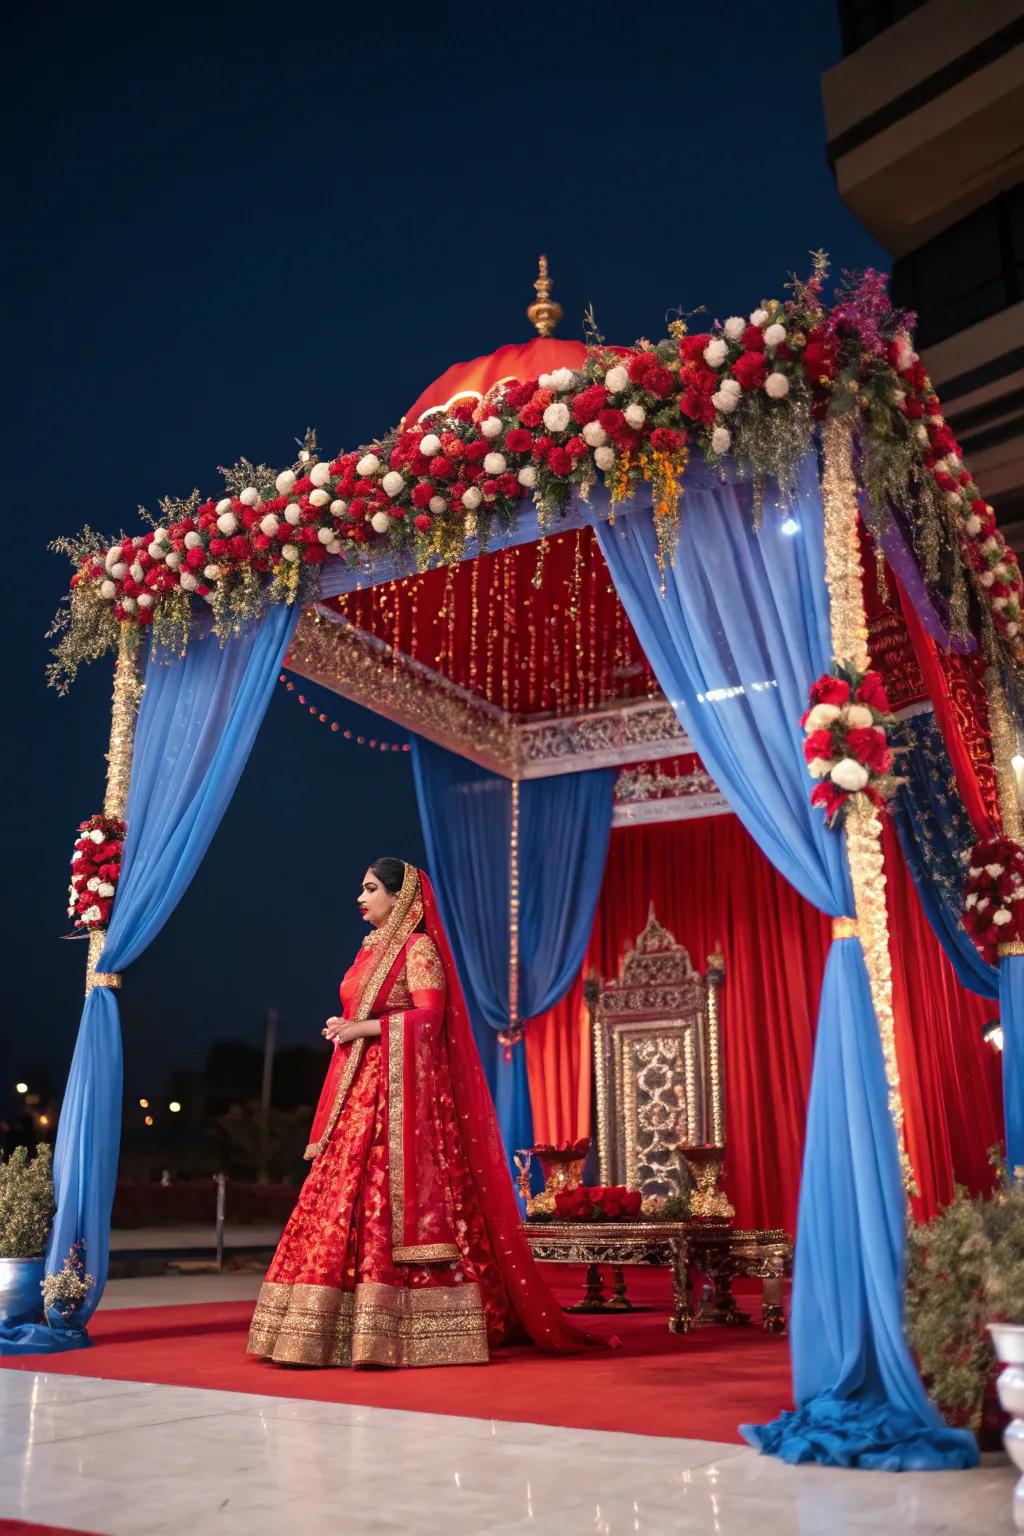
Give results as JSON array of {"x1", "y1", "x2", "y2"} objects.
[{"x1": 278, "y1": 673, "x2": 411, "y2": 753}]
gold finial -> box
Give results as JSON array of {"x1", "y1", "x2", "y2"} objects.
[{"x1": 527, "y1": 254, "x2": 562, "y2": 337}]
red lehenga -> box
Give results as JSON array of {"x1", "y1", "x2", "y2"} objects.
[{"x1": 247, "y1": 864, "x2": 588, "y2": 1368}]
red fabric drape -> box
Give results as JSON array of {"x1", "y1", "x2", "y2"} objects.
[{"x1": 525, "y1": 817, "x2": 1003, "y2": 1230}]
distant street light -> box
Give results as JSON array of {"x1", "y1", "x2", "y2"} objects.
[
  {"x1": 144, "y1": 1115, "x2": 154, "y2": 1127},
  {"x1": 15, "y1": 1082, "x2": 28, "y2": 1095},
  {"x1": 139, "y1": 1098, "x2": 149, "y2": 1109},
  {"x1": 169, "y1": 1101, "x2": 181, "y2": 1114},
  {"x1": 38, "y1": 1115, "x2": 49, "y2": 1127}
]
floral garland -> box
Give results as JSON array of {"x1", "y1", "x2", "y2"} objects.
[
  {"x1": 67, "y1": 813, "x2": 124, "y2": 930},
  {"x1": 963, "y1": 835, "x2": 1024, "y2": 962},
  {"x1": 48, "y1": 261, "x2": 1023, "y2": 692},
  {"x1": 553, "y1": 1185, "x2": 643, "y2": 1221},
  {"x1": 803, "y1": 665, "x2": 898, "y2": 827}
]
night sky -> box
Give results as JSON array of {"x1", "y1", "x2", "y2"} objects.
[{"x1": 6, "y1": 1, "x2": 883, "y2": 1117}]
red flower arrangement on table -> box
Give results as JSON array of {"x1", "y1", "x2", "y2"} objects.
[
  {"x1": 67, "y1": 813, "x2": 124, "y2": 930},
  {"x1": 963, "y1": 835, "x2": 1024, "y2": 963},
  {"x1": 48, "y1": 261, "x2": 1023, "y2": 692},
  {"x1": 802, "y1": 665, "x2": 899, "y2": 827},
  {"x1": 553, "y1": 1185, "x2": 643, "y2": 1222}
]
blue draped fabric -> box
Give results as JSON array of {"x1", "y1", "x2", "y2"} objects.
[
  {"x1": 0, "y1": 605, "x2": 297, "y2": 1356},
  {"x1": 1001, "y1": 955, "x2": 1024, "y2": 1175},
  {"x1": 890, "y1": 712, "x2": 997, "y2": 997},
  {"x1": 410, "y1": 736, "x2": 614, "y2": 1159},
  {"x1": 595, "y1": 452, "x2": 977, "y2": 1469}
]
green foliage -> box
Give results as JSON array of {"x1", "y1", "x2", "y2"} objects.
[
  {"x1": 0, "y1": 1145, "x2": 55, "y2": 1258},
  {"x1": 906, "y1": 1166, "x2": 1024, "y2": 1431}
]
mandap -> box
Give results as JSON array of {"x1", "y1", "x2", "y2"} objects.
[{"x1": 11, "y1": 256, "x2": 1024, "y2": 1471}]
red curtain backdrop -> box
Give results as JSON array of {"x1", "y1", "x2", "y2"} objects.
[{"x1": 525, "y1": 816, "x2": 1003, "y2": 1231}]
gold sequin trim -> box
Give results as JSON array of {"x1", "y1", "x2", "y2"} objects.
[
  {"x1": 998, "y1": 941, "x2": 1024, "y2": 958},
  {"x1": 406, "y1": 933, "x2": 446, "y2": 992},
  {"x1": 392, "y1": 1243, "x2": 461, "y2": 1262},
  {"x1": 388, "y1": 1007, "x2": 406, "y2": 1251},
  {"x1": 832, "y1": 916, "x2": 859, "y2": 940},
  {"x1": 246, "y1": 1280, "x2": 355, "y2": 1366},
  {"x1": 352, "y1": 1281, "x2": 488, "y2": 1368}
]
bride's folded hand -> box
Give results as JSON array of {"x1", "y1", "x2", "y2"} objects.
[{"x1": 323, "y1": 1017, "x2": 380, "y2": 1045}]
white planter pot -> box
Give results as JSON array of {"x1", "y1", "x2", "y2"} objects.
[
  {"x1": 0, "y1": 1255, "x2": 45, "y2": 1328},
  {"x1": 989, "y1": 1322, "x2": 1024, "y2": 1531}
]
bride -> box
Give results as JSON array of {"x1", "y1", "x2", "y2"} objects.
[{"x1": 248, "y1": 858, "x2": 587, "y2": 1368}]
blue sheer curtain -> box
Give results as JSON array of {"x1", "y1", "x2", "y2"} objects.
[
  {"x1": 410, "y1": 737, "x2": 613, "y2": 1158},
  {"x1": 595, "y1": 453, "x2": 977, "y2": 1469},
  {"x1": 0, "y1": 605, "x2": 297, "y2": 1356}
]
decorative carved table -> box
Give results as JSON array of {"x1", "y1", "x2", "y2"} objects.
[{"x1": 524, "y1": 1220, "x2": 792, "y2": 1335}]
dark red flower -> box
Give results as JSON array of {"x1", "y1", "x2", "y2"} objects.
[
  {"x1": 809, "y1": 675, "x2": 850, "y2": 707},
  {"x1": 854, "y1": 672, "x2": 890, "y2": 713},
  {"x1": 732, "y1": 351, "x2": 768, "y2": 391},
  {"x1": 845, "y1": 726, "x2": 890, "y2": 774}
]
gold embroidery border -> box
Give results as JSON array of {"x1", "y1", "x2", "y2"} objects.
[
  {"x1": 305, "y1": 863, "x2": 423, "y2": 1159},
  {"x1": 351, "y1": 1280, "x2": 488, "y2": 1368}
]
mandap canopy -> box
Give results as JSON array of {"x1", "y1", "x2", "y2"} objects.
[{"x1": 17, "y1": 257, "x2": 1024, "y2": 1470}]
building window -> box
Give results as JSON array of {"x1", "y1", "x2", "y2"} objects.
[
  {"x1": 837, "y1": 0, "x2": 927, "y2": 55},
  {"x1": 893, "y1": 186, "x2": 1024, "y2": 347}
]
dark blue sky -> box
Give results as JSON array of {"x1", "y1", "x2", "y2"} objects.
[{"x1": 6, "y1": 1, "x2": 883, "y2": 1110}]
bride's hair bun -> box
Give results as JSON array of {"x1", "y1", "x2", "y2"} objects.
[{"x1": 369, "y1": 857, "x2": 406, "y2": 895}]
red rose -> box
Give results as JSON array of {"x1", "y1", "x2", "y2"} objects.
[
  {"x1": 185, "y1": 547, "x2": 205, "y2": 570},
  {"x1": 548, "y1": 446, "x2": 573, "y2": 476},
  {"x1": 628, "y1": 351, "x2": 657, "y2": 383},
  {"x1": 731, "y1": 351, "x2": 767, "y2": 391},
  {"x1": 811, "y1": 781, "x2": 848, "y2": 817},
  {"x1": 429, "y1": 455, "x2": 455, "y2": 481},
  {"x1": 253, "y1": 533, "x2": 271, "y2": 551},
  {"x1": 518, "y1": 404, "x2": 543, "y2": 428},
  {"x1": 464, "y1": 440, "x2": 488, "y2": 463},
  {"x1": 650, "y1": 427, "x2": 683, "y2": 453},
  {"x1": 803, "y1": 728, "x2": 835, "y2": 763},
  {"x1": 597, "y1": 408, "x2": 625, "y2": 435},
  {"x1": 209, "y1": 537, "x2": 228, "y2": 556},
  {"x1": 229, "y1": 535, "x2": 249, "y2": 559},
  {"x1": 809, "y1": 675, "x2": 850, "y2": 707},
  {"x1": 645, "y1": 365, "x2": 676, "y2": 398},
  {"x1": 742, "y1": 324, "x2": 766, "y2": 352},
  {"x1": 414, "y1": 514, "x2": 431, "y2": 532},
  {"x1": 678, "y1": 333, "x2": 711, "y2": 363},
  {"x1": 853, "y1": 672, "x2": 890, "y2": 712},
  {"x1": 411, "y1": 483, "x2": 434, "y2": 509},
  {"x1": 570, "y1": 384, "x2": 609, "y2": 425},
  {"x1": 846, "y1": 726, "x2": 890, "y2": 774},
  {"x1": 505, "y1": 427, "x2": 533, "y2": 454},
  {"x1": 903, "y1": 397, "x2": 925, "y2": 420}
]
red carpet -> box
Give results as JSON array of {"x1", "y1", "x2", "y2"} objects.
[
  {"x1": 0, "y1": 1524, "x2": 104, "y2": 1535},
  {"x1": 0, "y1": 1269, "x2": 791, "y2": 1443}
]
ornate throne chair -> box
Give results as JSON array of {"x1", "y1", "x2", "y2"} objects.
[{"x1": 590, "y1": 905, "x2": 732, "y2": 1220}]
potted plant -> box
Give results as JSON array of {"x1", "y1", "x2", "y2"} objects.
[
  {"x1": 0, "y1": 1145, "x2": 55, "y2": 1327},
  {"x1": 905, "y1": 1163, "x2": 1024, "y2": 1506}
]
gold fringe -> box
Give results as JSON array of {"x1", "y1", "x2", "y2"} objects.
[
  {"x1": 832, "y1": 916, "x2": 859, "y2": 940},
  {"x1": 822, "y1": 416, "x2": 913, "y2": 1192}
]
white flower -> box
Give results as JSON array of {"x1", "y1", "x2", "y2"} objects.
[
  {"x1": 980, "y1": 571, "x2": 995, "y2": 588},
  {"x1": 326, "y1": 538, "x2": 342, "y2": 555},
  {"x1": 203, "y1": 564, "x2": 221, "y2": 581},
  {"x1": 830, "y1": 758, "x2": 869, "y2": 792},
  {"x1": 281, "y1": 543, "x2": 300, "y2": 562},
  {"x1": 370, "y1": 511, "x2": 392, "y2": 535},
  {"x1": 216, "y1": 512, "x2": 237, "y2": 535},
  {"x1": 147, "y1": 541, "x2": 166, "y2": 561},
  {"x1": 89, "y1": 828, "x2": 105, "y2": 844},
  {"x1": 764, "y1": 372, "x2": 790, "y2": 399},
  {"x1": 356, "y1": 453, "x2": 381, "y2": 478},
  {"x1": 97, "y1": 882, "x2": 115, "y2": 898},
  {"x1": 538, "y1": 372, "x2": 554, "y2": 389},
  {"x1": 517, "y1": 466, "x2": 539, "y2": 488},
  {"x1": 763, "y1": 323, "x2": 787, "y2": 347},
  {"x1": 711, "y1": 390, "x2": 738, "y2": 414},
  {"x1": 215, "y1": 497, "x2": 232, "y2": 515},
  {"x1": 309, "y1": 488, "x2": 330, "y2": 508},
  {"x1": 994, "y1": 907, "x2": 1014, "y2": 926},
  {"x1": 543, "y1": 402, "x2": 571, "y2": 433},
  {"x1": 184, "y1": 531, "x2": 202, "y2": 549},
  {"x1": 994, "y1": 596, "x2": 1009, "y2": 610},
  {"x1": 87, "y1": 876, "x2": 100, "y2": 892},
  {"x1": 164, "y1": 550, "x2": 181, "y2": 570},
  {"x1": 260, "y1": 514, "x2": 279, "y2": 537},
  {"x1": 129, "y1": 561, "x2": 144, "y2": 583},
  {"x1": 83, "y1": 905, "x2": 102, "y2": 924},
  {"x1": 284, "y1": 505, "x2": 302, "y2": 526},
  {"x1": 977, "y1": 896, "x2": 990, "y2": 912},
  {"x1": 382, "y1": 471, "x2": 405, "y2": 497},
  {"x1": 309, "y1": 462, "x2": 332, "y2": 488},
  {"x1": 893, "y1": 334, "x2": 916, "y2": 371},
  {"x1": 317, "y1": 527, "x2": 334, "y2": 545},
  {"x1": 275, "y1": 469, "x2": 297, "y2": 496},
  {"x1": 180, "y1": 572, "x2": 199, "y2": 591},
  {"x1": 461, "y1": 486, "x2": 483, "y2": 510},
  {"x1": 965, "y1": 892, "x2": 978, "y2": 909},
  {"x1": 805, "y1": 703, "x2": 840, "y2": 731},
  {"x1": 711, "y1": 426, "x2": 732, "y2": 455},
  {"x1": 594, "y1": 446, "x2": 616, "y2": 471},
  {"x1": 915, "y1": 424, "x2": 929, "y2": 444},
  {"x1": 703, "y1": 338, "x2": 728, "y2": 368},
  {"x1": 891, "y1": 389, "x2": 906, "y2": 407},
  {"x1": 582, "y1": 421, "x2": 607, "y2": 447},
  {"x1": 484, "y1": 452, "x2": 507, "y2": 475},
  {"x1": 720, "y1": 377, "x2": 741, "y2": 399},
  {"x1": 153, "y1": 526, "x2": 169, "y2": 544},
  {"x1": 985, "y1": 863, "x2": 1006, "y2": 879},
  {"x1": 723, "y1": 316, "x2": 746, "y2": 342},
  {"x1": 330, "y1": 499, "x2": 348, "y2": 516},
  {"x1": 983, "y1": 536, "x2": 1000, "y2": 554},
  {"x1": 429, "y1": 495, "x2": 447, "y2": 514},
  {"x1": 239, "y1": 487, "x2": 260, "y2": 507},
  {"x1": 104, "y1": 547, "x2": 121, "y2": 572},
  {"x1": 1008, "y1": 622, "x2": 1020, "y2": 638},
  {"x1": 100, "y1": 579, "x2": 116, "y2": 600},
  {"x1": 604, "y1": 364, "x2": 629, "y2": 393},
  {"x1": 551, "y1": 367, "x2": 576, "y2": 392},
  {"x1": 624, "y1": 403, "x2": 646, "y2": 429},
  {"x1": 420, "y1": 433, "x2": 442, "y2": 457},
  {"x1": 845, "y1": 704, "x2": 874, "y2": 729},
  {"x1": 807, "y1": 757, "x2": 834, "y2": 779},
  {"x1": 480, "y1": 416, "x2": 503, "y2": 439},
  {"x1": 749, "y1": 307, "x2": 768, "y2": 326},
  {"x1": 109, "y1": 561, "x2": 127, "y2": 581},
  {"x1": 137, "y1": 592, "x2": 153, "y2": 608}
]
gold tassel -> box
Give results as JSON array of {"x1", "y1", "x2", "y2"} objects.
[{"x1": 821, "y1": 417, "x2": 913, "y2": 1191}]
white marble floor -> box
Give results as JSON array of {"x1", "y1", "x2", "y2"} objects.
[{"x1": 0, "y1": 1368, "x2": 1012, "y2": 1536}]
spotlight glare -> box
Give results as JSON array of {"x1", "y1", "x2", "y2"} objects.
[
  {"x1": 780, "y1": 516, "x2": 800, "y2": 536},
  {"x1": 15, "y1": 1082, "x2": 28, "y2": 1095},
  {"x1": 169, "y1": 1101, "x2": 181, "y2": 1113}
]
